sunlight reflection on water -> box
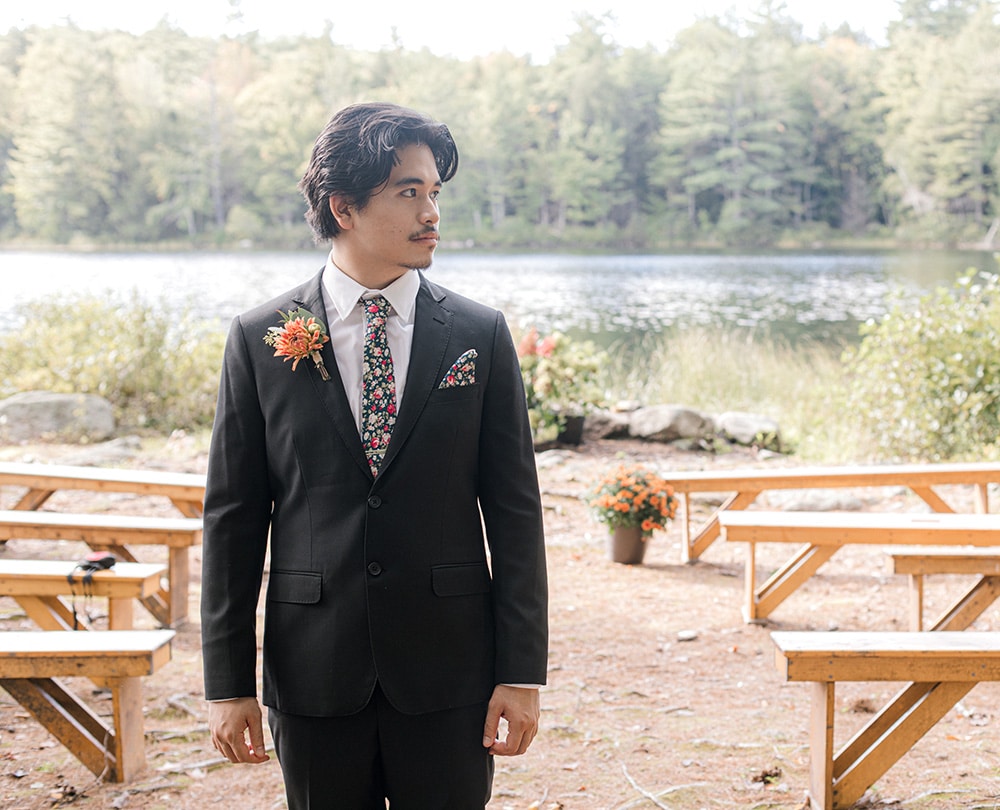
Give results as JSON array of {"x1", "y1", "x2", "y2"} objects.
[{"x1": 1, "y1": 249, "x2": 994, "y2": 346}]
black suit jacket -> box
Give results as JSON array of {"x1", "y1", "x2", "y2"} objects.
[{"x1": 201, "y1": 270, "x2": 548, "y2": 717}]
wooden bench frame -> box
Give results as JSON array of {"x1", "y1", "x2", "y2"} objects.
[
  {"x1": 0, "y1": 559, "x2": 166, "y2": 630},
  {"x1": 666, "y1": 461, "x2": 1000, "y2": 562},
  {"x1": 0, "y1": 462, "x2": 205, "y2": 518},
  {"x1": 719, "y1": 510, "x2": 1000, "y2": 622},
  {"x1": 772, "y1": 630, "x2": 1000, "y2": 810},
  {"x1": 0, "y1": 629, "x2": 174, "y2": 782},
  {"x1": 0, "y1": 511, "x2": 201, "y2": 627},
  {"x1": 888, "y1": 548, "x2": 1000, "y2": 631}
]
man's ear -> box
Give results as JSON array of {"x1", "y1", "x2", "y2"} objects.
[{"x1": 329, "y1": 196, "x2": 354, "y2": 230}]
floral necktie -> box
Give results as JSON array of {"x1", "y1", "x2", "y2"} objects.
[{"x1": 360, "y1": 296, "x2": 397, "y2": 476}]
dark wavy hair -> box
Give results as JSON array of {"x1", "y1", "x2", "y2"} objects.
[{"x1": 298, "y1": 102, "x2": 460, "y2": 242}]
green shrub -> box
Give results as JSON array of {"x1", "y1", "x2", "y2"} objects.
[
  {"x1": 0, "y1": 292, "x2": 227, "y2": 432},
  {"x1": 516, "y1": 328, "x2": 606, "y2": 443},
  {"x1": 842, "y1": 269, "x2": 1000, "y2": 461}
]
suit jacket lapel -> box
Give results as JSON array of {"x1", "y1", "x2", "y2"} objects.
[
  {"x1": 293, "y1": 271, "x2": 371, "y2": 477},
  {"x1": 377, "y1": 275, "x2": 453, "y2": 476}
]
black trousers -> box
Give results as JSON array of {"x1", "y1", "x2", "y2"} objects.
[{"x1": 268, "y1": 684, "x2": 494, "y2": 810}]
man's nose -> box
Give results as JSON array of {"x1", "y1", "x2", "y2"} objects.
[{"x1": 421, "y1": 198, "x2": 440, "y2": 224}]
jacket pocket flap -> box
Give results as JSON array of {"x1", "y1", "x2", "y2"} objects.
[
  {"x1": 268, "y1": 570, "x2": 322, "y2": 604},
  {"x1": 432, "y1": 563, "x2": 491, "y2": 597}
]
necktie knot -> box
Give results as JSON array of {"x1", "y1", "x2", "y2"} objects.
[
  {"x1": 363, "y1": 295, "x2": 391, "y2": 321},
  {"x1": 361, "y1": 295, "x2": 396, "y2": 476}
]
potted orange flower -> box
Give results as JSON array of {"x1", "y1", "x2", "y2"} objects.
[{"x1": 588, "y1": 464, "x2": 678, "y2": 564}]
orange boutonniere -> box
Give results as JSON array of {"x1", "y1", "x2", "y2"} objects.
[{"x1": 263, "y1": 307, "x2": 331, "y2": 380}]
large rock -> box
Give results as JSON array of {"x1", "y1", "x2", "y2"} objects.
[
  {"x1": 0, "y1": 392, "x2": 116, "y2": 444},
  {"x1": 582, "y1": 409, "x2": 632, "y2": 440},
  {"x1": 716, "y1": 411, "x2": 782, "y2": 450},
  {"x1": 628, "y1": 405, "x2": 715, "y2": 443}
]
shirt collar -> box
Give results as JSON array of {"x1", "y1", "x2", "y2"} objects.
[{"x1": 322, "y1": 256, "x2": 419, "y2": 324}]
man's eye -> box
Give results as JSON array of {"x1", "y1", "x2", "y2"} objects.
[{"x1": 401, "y1": 188, "x2": 416, "y2": 197}]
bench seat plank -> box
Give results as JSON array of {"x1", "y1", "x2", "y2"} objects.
[
  {"x1": 0, "y1": 630, "x2": 174, "y2": 782},
  {"x1": 0, "y1": 629, "x2": 175, "y2": 677},
  {"x1": 773, "y1": 630, "x2": 1000, "y2": 810},
  {"x1": 0, "y1": 559, "x2": 165, "y2": 597},
  {"x1": 720, "y1": 511, "x2": 1000, "y2": 621},
  {"x1": 0, "y1": 560, "x2": 166, "y2": 630},
  {"x1": 888, "y1": 548, "x2": 1000, "y2": 630},
  {"x1": 720, "y1": 510, "x2": 1000, "y2": 545},
  {"x1": 890, "y1": 547, "x2": 1000, "y2": 575},
  {"x1": 0, "y1": 461, "x2": 205, "y2": 517},
  {"x1": 773, "y1": 630, "x2": 1000, "y2": 680},
  {"x1": 0, "y1": 510, "x2": 203, "y2": 547},
  {"x1": 0, "y1": 511, "x2": 201, "y2": 627},
  {"x1": 665, "y1": 461, "x2": 1000, "y2": 561}
]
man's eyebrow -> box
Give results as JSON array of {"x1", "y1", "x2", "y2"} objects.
[{"x1": 393, "y1": 175, "x2": 443, "y2": 188}]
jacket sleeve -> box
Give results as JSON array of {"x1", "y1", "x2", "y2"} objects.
[
  {"x1": 477, "y1": 312, "x2": 549, "y2": 686},
  {"x1": 200, "y1": 315, "x2": 273, "y2": 700}
]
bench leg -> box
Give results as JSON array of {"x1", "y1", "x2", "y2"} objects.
[
  {"x1": 11, "y1": 488, "x2": 55, "y2": 511},
  {"x1": 974, "y1": 482, "x2": 989, "y2": 514},
  {"x1": 111, "y1": 676, "x2": 147, "y2": 780},
  {"x1": 746, "y1": 544, "x2": 838, "y2": 622},
  {"x1": 684, "y1": 489, "x2": 761, "y2": 563},
  {"x1": 0, "y1": 488, "x2": 54, "y2": 543},
  {"x1": 88, "y1": 542, "x2": 173, "y2": 627},
  {"x1": 809, "y1": 681, "x2": 835, "y2": 810},
  {"x1": 909, "y1": 485, "x2": 955, "y2": 514},
  {"x1": 819, "y1": 680, "x2": 974, "y2": 810},
  {"x1": 930, "y1": 575, "x2": 1000, "y2": 631},
  {"x1": 167, "y1": 547, "x2": 190, "y2": 627},
  {"x1": 169, "y1": 498, "x2": 203, "y2": 518},
  {"x1": 0, "y1": 676, "x2": 148, "y2": 782},
  {"x1": 15, "y1": 595, "x2": 86, "y2": 632},
  {"x1": 107, "y1": 596, "x2": 135, "y2": 630},
  {"x1": 907, "y1": 574, "x2": 925, "y2": 631}
]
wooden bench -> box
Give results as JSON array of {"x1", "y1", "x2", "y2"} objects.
[
  {"x1": 719, "y1": 510, "x2": 1000, "y2": 622},
  {"x1": 665, "y1": 461, "x2": 1000, "y2": 562},
  {"x1": 0, "y1": 559, "x2": 166, "y2": 630},
  {"x1": 0, "y1": 629, "x2": 175, "y2": 782},
  {"x1": 888, "y1": 547, "x2": 1000, "y2": 631},
  {"x1": 0, "y1": 511, "x2": 202, "y2": 627},
  {"x1": 0, "y1": 461, "x2": 205, "y2": 518},
  {"x1": 772, "y1": 630, "x2": 1000, "y2": 810}
]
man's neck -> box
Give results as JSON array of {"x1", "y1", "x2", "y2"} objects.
[{"x1": 330, "y1": 250, "x2": 411, "y2": 291}]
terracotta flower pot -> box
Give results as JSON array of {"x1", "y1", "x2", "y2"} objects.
[{"x1": 609, "y1": 525, "x2": 647, "y2": 565}]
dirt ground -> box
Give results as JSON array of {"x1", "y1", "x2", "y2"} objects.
[{"x1": 1, "y1": 434, "x2": 999, "y2": 810}]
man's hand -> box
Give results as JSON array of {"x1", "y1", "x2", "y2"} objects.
[
  {"x1": 209, "y1": 697, "x2": 270, "y2": 764},
  {"x1": 482, "y1": 685, "x2": 540, "y2": 756}
]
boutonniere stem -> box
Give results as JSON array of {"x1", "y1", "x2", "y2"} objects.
[{"x1": 263, "y1": 307, "x2": 331, "y2": 380}]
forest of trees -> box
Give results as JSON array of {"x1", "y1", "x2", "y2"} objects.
[{"x1": 0, "y1": 0, "x2": 998, "y2": 250}]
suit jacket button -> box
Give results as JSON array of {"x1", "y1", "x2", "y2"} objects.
[
  {"x1": 367, "y1": 495, "x2": 382, "y2": 508},
  {"x1": 367, "y1": 562, "x2": 383, "y2": 576}
]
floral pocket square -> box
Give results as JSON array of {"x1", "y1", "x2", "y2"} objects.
[{"x1": 438, "y1": 349, "x2": 478, "y2": 388}]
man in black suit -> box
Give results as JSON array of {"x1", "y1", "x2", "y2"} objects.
[{"x1": 201, "y1": 102, "x2": 548, "y2": 808}]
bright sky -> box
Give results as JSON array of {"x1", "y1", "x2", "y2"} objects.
[{"x1": 0, "y1": 0, "x2": 901, "y2": 60}]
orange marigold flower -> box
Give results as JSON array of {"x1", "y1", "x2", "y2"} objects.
[{"x1": 272, "y1": 318, "x2": 329, "y2": 369}]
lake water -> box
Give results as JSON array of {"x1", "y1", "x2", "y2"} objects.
[{"x1": 1, "y1": 248, "x2": 996, "y2": 347}]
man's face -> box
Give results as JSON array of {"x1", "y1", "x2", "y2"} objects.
[{"x1": 335, "y1": 143, "x2": 442, "y2": 276}]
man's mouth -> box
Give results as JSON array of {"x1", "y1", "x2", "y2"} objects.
[{"x1": 412, "y1": 230, "x2": 439, "y2": 245}]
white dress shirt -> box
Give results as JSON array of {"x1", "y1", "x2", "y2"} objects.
[{"x1": 321, "y1": 257, "x2": 420, "y2": 433}]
